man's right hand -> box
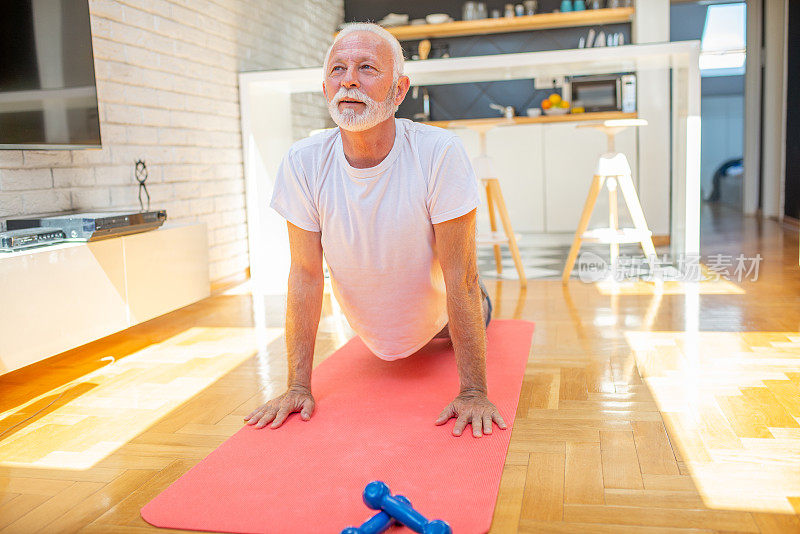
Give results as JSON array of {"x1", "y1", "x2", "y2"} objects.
[{"x1": 244, "y1": 386, "x2": 315, "y2": 429}]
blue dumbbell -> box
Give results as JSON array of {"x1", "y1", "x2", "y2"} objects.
[
  {"x1": 362, "y1": 481, "x2": 452, "y2": 534},
  {"x1": 341, "y1": 495, "x2": 411, "y2": 534}
]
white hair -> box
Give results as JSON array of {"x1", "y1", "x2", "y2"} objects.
[{"x1": 323, "y1": 22, "x2": 405, "y2": 81}]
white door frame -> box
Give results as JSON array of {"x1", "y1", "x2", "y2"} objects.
[
  {"x1": 759, "y1": 0, "x2": 788, "y2": 219},
  {"x1": 743, "y1": 0, "x2": 762, "y2": 215}
]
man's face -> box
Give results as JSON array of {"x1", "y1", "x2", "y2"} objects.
[{"x1": 323, "y1": 32, "x2": 402, "y2": 132}]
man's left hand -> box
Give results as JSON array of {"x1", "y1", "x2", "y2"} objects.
[{"x1": 435, "y1": 391, "x2": 507, "y2": 437}]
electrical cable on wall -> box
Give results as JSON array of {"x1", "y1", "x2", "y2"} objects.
[{"x1": 135, "y1": 159, "x2": 150, "y2": 211}]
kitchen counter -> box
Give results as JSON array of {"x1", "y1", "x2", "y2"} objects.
[{"x1": 423, "y1": 111, "x2": 637, "y2": 129}]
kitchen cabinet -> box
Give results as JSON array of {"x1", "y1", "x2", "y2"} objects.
[
  {"x1": 449, "y1": 116, "x2": 638, "y2": 235},
  {"x1": 449, "y1": 123, "x2": 545, "y2": 234},
  {"x1": 485, "y1": 123, "x2": 546, "y2": 233}
]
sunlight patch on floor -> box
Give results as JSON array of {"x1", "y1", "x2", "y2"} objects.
[
  {"x1": 594, "y1": 277, "x2": 745, "y2": 296},
  {"x1": 626, "y1": 330, "x2": 800, "y2": 513},
  {"x1": 0, "y1": 326, "x2": 283, "y2": 470}
]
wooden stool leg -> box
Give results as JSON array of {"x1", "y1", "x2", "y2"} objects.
[
  {"x1": 617, "y1": 173, "x2": 657, "y2": 259},
  {"x1": 488, "y1": 179, "x2": 527, "y2": 289},
  {"x1": 562, "y1": 175, "x2": 605, "y2": 284},
  {"x1": 483, "y1": 179, "x2": 503, "y2": 274},
  {"x1": 607, "y1": 177, "x2": 619, "y2": 269}
]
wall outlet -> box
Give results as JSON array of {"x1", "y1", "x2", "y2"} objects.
[{"x1": 534, "y1": 76, "x2": 565, "y2": 90}]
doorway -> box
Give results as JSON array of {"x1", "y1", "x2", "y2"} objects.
[{"x1": 671, "y1": 1, "x2": 747, "y2": 212}]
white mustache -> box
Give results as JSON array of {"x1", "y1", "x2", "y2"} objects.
[
  {"x1": 332, "y1": 88, "x2": 375, "y2": 106},
  {"x1": 327, "y1": 83, "x2": 397, "y2": 132}
]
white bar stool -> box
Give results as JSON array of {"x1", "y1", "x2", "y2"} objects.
[
  {"x1": 562, "y1": 119, "x2": 657, "y2": 283},
  {"x1": 439, "y1": 118, "x2": 527, "y2": 288},
  {"x1": 467, "y1": 120, "x2": 527, "y2": 289}
]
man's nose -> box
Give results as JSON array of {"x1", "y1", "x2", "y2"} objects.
[{"x1": 341, "y1": 66, "x2": 360, "y2": 89}]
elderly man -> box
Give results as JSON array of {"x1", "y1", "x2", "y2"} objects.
[{"x1": 244, "y1": 23, "x2": 505, "y2": 438}]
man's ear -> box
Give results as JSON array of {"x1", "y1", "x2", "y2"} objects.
[{"x1": 395, "y1": 75, "x2": 411, "y2": 105}]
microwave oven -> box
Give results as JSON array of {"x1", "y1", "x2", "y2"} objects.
[{"x1": 565, "y1": 74, "x2": 636, "y2": 113}]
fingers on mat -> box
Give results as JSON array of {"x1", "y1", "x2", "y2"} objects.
[
  {"x1": 301, "y1": 399, "x2": 314, "y2": 420},
  {"x1": 493, "y1": 411, "x2": 507, "y2": 429},
  {"x1": 453, "y1": 414, "x2": 469, "y2": 436},
  {"x1": 483, "y1": 415, "x2": 493, "y2": 435},
  {"x1": 255, "y1": 408, "x2": 277, "y2": 428},
  {"x1": 271, "y1": 408, "x2": 290, "y2": 428},
  {"x1": 436, "y1": 405, "x2": 454, "y2": 425},
  {"x1": 472, "y1": 415, "x2": 483, "y2": 438}
]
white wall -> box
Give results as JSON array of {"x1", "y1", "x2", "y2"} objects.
[
  {"x1": 701, "y1": 94, "x2": 744, "y2": 199},
  {"x1": 0, "y1": 0, "x2": 342, "y2": 282}
]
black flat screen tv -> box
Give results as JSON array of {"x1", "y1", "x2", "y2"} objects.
[{"x1": 0, "y1": 0, "x2": 101, "y2": 149}]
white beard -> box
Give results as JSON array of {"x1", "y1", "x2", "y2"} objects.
[{"x1": 327, "y1": 83, "x2": 398, "y2": 132}]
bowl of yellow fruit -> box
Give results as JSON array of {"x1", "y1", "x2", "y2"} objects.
[{"x1": 541, "y1": 93, "x2": 570, "y2": 115}]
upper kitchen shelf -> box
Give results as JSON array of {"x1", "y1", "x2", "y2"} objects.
[{"x1": 383, "y1": 7, "x2": 634, "y2": 41}]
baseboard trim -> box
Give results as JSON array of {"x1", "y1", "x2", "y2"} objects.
[
  {"x1": 210, "y1": 267, "x2": 251, "y2": 295},
  {"x1": 781, "y1": 215, "x2": 800, "y2": 232}
]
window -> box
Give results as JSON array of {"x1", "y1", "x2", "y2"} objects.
[{"x1": 700, "y1": 3, "x2": 746, "y2": 76}]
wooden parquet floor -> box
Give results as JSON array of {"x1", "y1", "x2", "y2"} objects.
[{"x1": 1, "y1": 204, "x2": 799, "y2": 533}]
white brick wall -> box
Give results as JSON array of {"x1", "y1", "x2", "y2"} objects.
[{"x1": 0, "y1": 0, "x2": 342, "y2": 283}]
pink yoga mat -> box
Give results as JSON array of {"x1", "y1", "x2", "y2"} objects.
[{"x1": 141, "y1": 319, "x2": 534, "y2": 533}]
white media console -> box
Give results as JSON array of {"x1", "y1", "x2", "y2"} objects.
[{"x1": 0, "y1": 222, "x2": 210, "y2": 375}]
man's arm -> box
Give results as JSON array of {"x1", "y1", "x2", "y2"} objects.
[
  {"x1": 432, "y1": 208, "x2": 506, "y2": 437},
  {"x1": 433, "y1": 208, "x2": 487, "y2": 392},
  {"x1": 285, "y1": 221, "x2": 325, "y2": 391},
  {"x1": 244, "y1": 221, "x2": 324, "y2": 428}
]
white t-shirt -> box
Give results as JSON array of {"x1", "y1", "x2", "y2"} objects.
[{"x1": 270, "y1": 117, "x2": 480, "y2": 360}]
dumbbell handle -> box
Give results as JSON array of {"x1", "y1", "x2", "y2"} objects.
[
  {"x1": 342, "y1": 495, "x2": 410, "y2": 534},
  {"x1": 380, "y1": 494, "x2": 429, "y2": 533},
  {"x1": 361, "y1": 511, "x2": 393, "y2": 534},
  {"x1": 340, "y1": 510, "x2": 392, "y2": 534}
]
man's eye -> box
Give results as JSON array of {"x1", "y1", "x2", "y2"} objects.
[
  {"x1": 331, "y1": 66, "x2": 343, "y2": 72},
  {"x1": 361, "y1": 65, "x2": 374, "y2": 70}
]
